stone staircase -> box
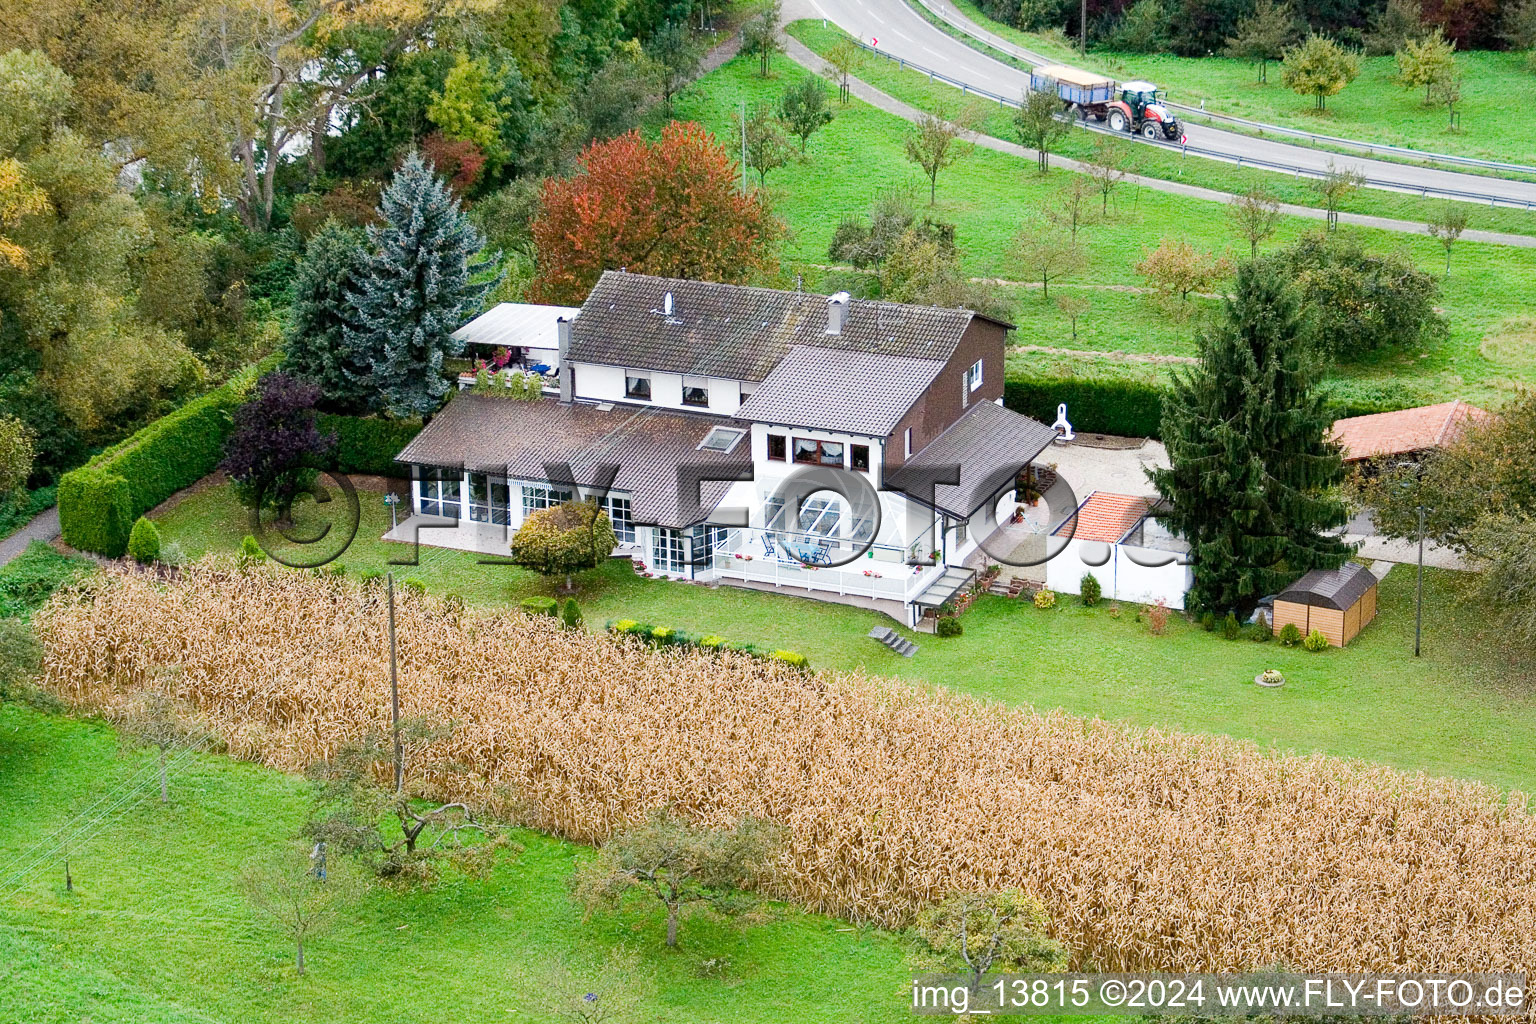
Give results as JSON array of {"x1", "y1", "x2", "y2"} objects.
[{"x1": 867, "y1": 626, "x2": 918, "y2": 658}]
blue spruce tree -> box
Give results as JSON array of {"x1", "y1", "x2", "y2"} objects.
[{"x1": 344, "y1": 152, "x2": 498, "y2": 417}]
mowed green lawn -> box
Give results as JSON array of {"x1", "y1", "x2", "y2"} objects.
[
  {"x1": 930, "y1": 0, "x2": 1536, "y2": 164},
  {"x1": 154, "y1": 481, "x2": 1536, "y2": 795},
  {"x1": 0, "y1": 706, "x2": 920, "y2": 1024},
  {"x1": 671, "y1": 49, "x2": 1536, "y2": 406}
]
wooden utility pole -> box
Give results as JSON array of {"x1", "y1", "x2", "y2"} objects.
[
  {"x1": 387, "y1": 573, "x2": 402, "y2": 793},
  {"x1": 1080, "y1": 0, "x2": 1087, "y2": 53}
]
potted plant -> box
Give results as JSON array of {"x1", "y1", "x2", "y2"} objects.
[{"x1": 1255, "y1": 669, "x2": 1285, "y2": 688}]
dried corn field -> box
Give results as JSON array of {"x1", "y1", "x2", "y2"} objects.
[{"x1": 34, "y1": 562, "x2": 1536, "y2": 975}]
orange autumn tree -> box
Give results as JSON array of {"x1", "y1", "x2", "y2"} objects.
[{"x1": 528, "y1": 122, "x2": 781, "y2": 304}]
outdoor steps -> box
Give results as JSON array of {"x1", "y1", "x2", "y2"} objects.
[{"x1": 867, "y1": 627, "x2": 918, "y2": 658}]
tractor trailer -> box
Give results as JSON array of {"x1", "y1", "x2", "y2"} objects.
[{"x1": 1030, "y1": 65, "x2": 1181, "y2": 141}]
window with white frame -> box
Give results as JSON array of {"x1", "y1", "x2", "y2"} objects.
[
  {"x1": 682, "y1": 379, "x2": 709, "y2": 407},
  {"x1": 417, "y1": 468, "x2": 462, "y2": 518},
  {"x1": 601, "y1": 494, "x2": 636, "y2": 544},
  {"x1": 520, "y1": 483, "x2": 572, "y2": 517},
  {"x1": 624, "y1": 373, "x2": 651, "y2": 401},
  {"x1": 651, "y1": 527, "x2": 688, "y2": 573},
  {"x1": 904, "y1": 427, "x2": 913, "y2": 459},
  {"x1": 965, "y1": 358, "x2": 984, "y2": 393},
  {"x1": 698, "y1": 426, "x2": 746, "y2": 453},
  {"x1": 468, "y1": 474, "x2": 511, "y2": 525},
  {"x1": 690, "y1": 524, "x2": 730, "y2": 565}
]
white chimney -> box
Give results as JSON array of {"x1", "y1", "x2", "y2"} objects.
[
  {"x1": 556, "y1": 316, "x2": 573, "y2": 404},
  {"x1": 826, "y1": 291, "x2": 851, "y2": 335}
]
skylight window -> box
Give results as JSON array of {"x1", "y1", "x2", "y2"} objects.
[{"x1": 698, "y1": 426, "x2": 746, "y2": 453}]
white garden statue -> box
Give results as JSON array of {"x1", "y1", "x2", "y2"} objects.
[{"x1": 1050, "y1": 402, "x2": 1074, "y2": 443}]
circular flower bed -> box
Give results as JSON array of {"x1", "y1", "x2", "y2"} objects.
[{"x1": 1255, "y1": 669, "x2": 1285, "y2": 688}]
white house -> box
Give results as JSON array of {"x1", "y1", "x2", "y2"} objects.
[
  {"x1": 391, "y1": 272, "x2": 1060, "y2": 627},
  {"x1": 1044, "y1": 491, "x2": 1192, "y2": 609}
]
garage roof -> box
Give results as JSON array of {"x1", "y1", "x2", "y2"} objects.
[
  {"x1": 1331, "y1": 401, "x2": 1487, "y2": 462},
  {"x1": 1053, "y1": 491, "x2": 1154, "y2": 544},
  {"x1": 1276, "y1": 562, "x2": 1377, "y2": 612}
]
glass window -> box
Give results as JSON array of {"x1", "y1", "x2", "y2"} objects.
[
  {"x1": 625, "y1": 374, "x2": 651, "y2": 401},
  {"x1": 851, "y1": 444, "x2": 870, "y2": 471},
  {"x1": 417, "y1": 469, "x2": 462, "y2": 519},
  {"x1": 904, "y1": 428, "x2": 913, "y2": 459},
  {"x1": 682, "y1": 383, "x2": 709, "y2": 407},
  {"x1": 766, "y1": 434, "x2": 786, "y2": 461},
  {"x1": 468, "y1": 473, "x2": 510, "y2": 525},
  {"x1": 793, "y1": 438, "x2": 844, "y2": 467},
  {"x1": 965, "y1": 358, "x2": 983, "y2": 393},
  {"x1": 699, "y1": 426, "x2": 746, "y2": 453},
  {"x1": 602, "y1": 494, "x2": 635, "y2": 544},
  {"x1": 651, "y1": 528, "x2": 687, "y2": 573},
  {"x1": 690, "y1": 524, "x2": 730, "y2": 566},
  {"x1": 520, "y1": 483, "x2": 572, "y2": 517}
]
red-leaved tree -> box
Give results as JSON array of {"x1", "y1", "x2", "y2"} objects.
[{"x1": 528, "y1": 122, "x2": 781, "y2": 304}]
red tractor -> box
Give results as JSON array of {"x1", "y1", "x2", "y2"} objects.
[{"x1": 1029, "y1": 67, "x2": 1181, "y2": 141}]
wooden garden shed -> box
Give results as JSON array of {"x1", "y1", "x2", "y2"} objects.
[{"x1": 1271, "y1": 562, "x2": 1378, "y2": 647}]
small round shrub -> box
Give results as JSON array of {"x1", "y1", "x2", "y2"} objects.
[
  {"x1": 1033, "y1": 588, "x2": 1056, "y2": 610},
  {"x1": 1258, "y1": 668, "x2": 1285, "y2": 686},
  {"x1": 1303, "y1": 628, "x2": 1329, "y2": 652},
  {"x1": 358, "y1": 570, "x2": 384, "y2": 586},
  {"x1": 610, "y1": 618, "x2": 640, "y2": 633},
  {"x1": 1221, "y1": 612, "x2": 1241, "y2": 641},
  {"x1": 1200, "y1": 610, "x2": 1216, "y2": 632},
  {"x1": 238, "y1": 534, "x2": 266, "y2": 564},
  {"x1": 400, "y1": 579, "x2": 427, "y2": 597},
  {"x1": 770, "y1": 650, "x2": 810, "y2": 670},
  {"x1": 697, "y1": 634, "x2": 726, "y2": 649},
  {"x1": 520, "y1": 596, "x2": 558, "y2": 617},
  {"x1": 325, "y1": 563, "x2": 347, "y2": 578},
  {"x1": 1107, "y1": 602, "x2": 1122, "y2": 619},
  {"x1": 1278, "y1": 622, "x2": 1303, "y2": 647},
  {"x1": 935, "y1": 615, "x2": 963, "y2": 637},
  {"x1": 650, "y1": 626, "x2": 679, "y2": 645},
  {"x1": 126, "y1": 517, "x2": 160, "y2": 564},
  {"x1": 560, "y1": 597, "x2": 583, "y2": 630},
  {"x1": 1079, "y1": 573, "x2": 1101, "y2": 607}
]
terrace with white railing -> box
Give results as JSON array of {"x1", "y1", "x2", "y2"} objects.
[{"x1": 710, "y1": 527, "x2": 948, "y2": 604}]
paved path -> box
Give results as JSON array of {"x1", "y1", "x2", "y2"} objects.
[
  {"x1": 782, "y1": 35, "x2": 1536, "y2": 248},
  {"x1": 786, "y1": 0, "x2": 1536, "y2": 209},
  {"x1": 0, "y1": 507, "x2": 60, "y2": 567}
]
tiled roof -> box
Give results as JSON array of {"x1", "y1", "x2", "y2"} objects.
[
  {"x1": 567, "y1": 271, "x2": 997, "y2": 381},
  {"x1": 1331, "y1": 401, "x2": 1487, "y2": 462},
  {"x1": 884, "y1": 401, "x2": 1058, "y2": 518},
  {"x1": 734, "y1": 346, "x2": 944, "y2": 435},
  {"x1": 1053, "y1": 492, "x2": 1154, "y2": 544},
  {"x1": 396, "y1": 395, "x2": 751, "y2": 528},
  {"x1": 1276, "y1": 561, "x2": 1376, "y2": 612}
]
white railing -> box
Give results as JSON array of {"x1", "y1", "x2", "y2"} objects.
[{"x1": 711, "y1": 537, "x2": 943, "y2": 602}]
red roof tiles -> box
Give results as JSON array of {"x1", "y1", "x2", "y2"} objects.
[
  {"x1": 1331, "y1": 401, "x2": 1487, "y2": 462},
  {"x1": 1056, "y1": 492, "x2": 1153, "y2": 544}
]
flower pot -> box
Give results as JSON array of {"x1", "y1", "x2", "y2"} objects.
[{"x1": 1255, "y1": 672, "x2": 1285, "y2": 688}]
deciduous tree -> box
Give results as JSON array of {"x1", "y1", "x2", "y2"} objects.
[
  {"x1": 779, "y1": 76, "x2": 834, "y2": 153},
  {"x1": 1224, "y1": 0, "x2": 1298, "y2": 83},
  {"x1": 1427, "y1": 202, "x2": 1468, "y2": 277},
  {"x1": 572, "y1": 808, "x2": 782, "y2": 947},
  {"x1": 1012, "y1": 223, "x2": 1085, "y2": 301},
  {"x1": 1365, "y1": 0, "x2": 1424, "y2": 55},
  {"x1": 1281, "y1": 34, "x2": 1361, "y2": 111},
  {"x1": 733, "y1": 103, "x2": 794, "y2": 185},
  {"x1": 237, "y1": 842, "x2": 364, "y2": 976},
  {"x1": 1395, "y1": 28, "x2": 1458, "y2": 104},
  {"x1": 911, "y1": 890, "x2": 1069, "y2": 994},
  {"x1": 1057, "y1": 293, "x2": 1091, "y2": 340},
  {"x1": 221, "y1": 372, "x2": 337, "y2": 518},
  {"x1": 1012, "y1": 89, "x2": 1069, "y2": 174},
  {"x1": 646, "y1": 20, "x2": 704, "y2": 114},
  {"x1": 528, "y1": 122, "x2": 781, "y2": 305},
  {"x1": 118, "y1": 684, "x2": 211, "y2": 804},
  {"x1": 343, "y1": 152, "x2": 497, "y2": 417},
  {"x1": 1135, "y1": 238, "x2": 1232, "y2": 302},
  {"x1": 1085, "y1": 135, "x2": 1128, "y2": 215},
  {"x1": 904, "y1": 104, "x2": 976, "y2": 204},
  {"x1": 1149, "y1": 261, "x2": 1352, "y2": 616},
  {"x1": 0, "y1": 416, "x2": 34, "y2": 497},
  {"x1": 1312, "y1": 161, "x2": 1365, "y2": 230},
  {"x1": 1048, "y1": 176, "x2": 1096, "y2": 246},
  {"x1": 825, "y1": 38, "x2": 861, "y2": 103},
  {"x1": 1227, "y1": 185, "x2": 1283, "y2": 258},
  {"x1": 742, "y1": 0, "x2": 783, "y2": 78}
]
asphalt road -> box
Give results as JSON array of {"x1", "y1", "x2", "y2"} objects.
[{"x1": 785, "y1": 0, "x2": 1536, "y2": 207}]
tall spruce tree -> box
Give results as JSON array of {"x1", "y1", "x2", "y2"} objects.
[
  {"x1": 344, "y1": 152, "x2": 497, "y2": 418},
  {"x1": 284, "y1": 222, "x2": 375, "y2": 412},
  {"x1": 1148, "y1": 260, "x2": 1352, "y2": 616}
]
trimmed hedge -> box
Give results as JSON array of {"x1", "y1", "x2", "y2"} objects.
[
  {"x1": 1005, "y1": 370, "x2": 1437, "y2": 441},
  {"x1": 1004, "y1": 372, "x2": 1165, "y2": 439},
  {"x1": 520, "y1": 596, "x2": 559, "y2": 617},
  {"x1": 317, "y1": 414, "x2": 422, "y2": 477},
  {"x1": 58, "y1": 361, "x2": 271, "y2": 556}
]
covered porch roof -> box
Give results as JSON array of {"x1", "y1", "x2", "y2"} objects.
[{"x1": 884, "y1": 402, "x2": 1059, "y2": 519}]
